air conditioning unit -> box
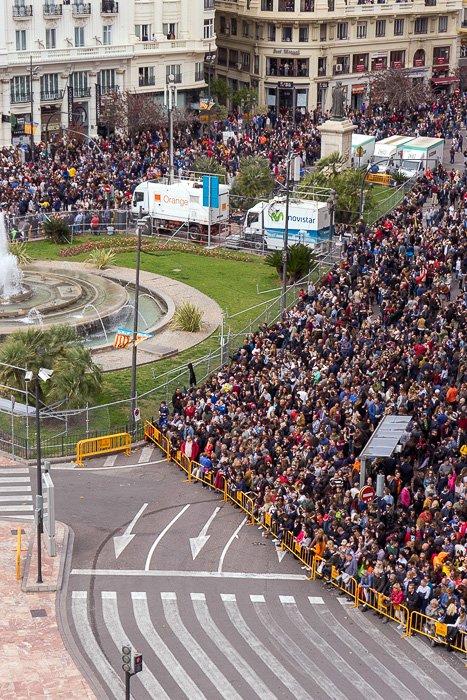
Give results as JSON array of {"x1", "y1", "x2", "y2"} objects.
[{"x1": 335, "y1": 64, "x2": 343, "y2": 72}]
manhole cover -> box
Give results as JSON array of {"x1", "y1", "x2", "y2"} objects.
[
  {"x1": 251, "y1": 542, "x2": 267, "y2": 546},
  {"x1": 11, "y1": 529, "x2": 25, "y2": 535},
  {"x1": 30, "y1": 609, "x2": 47, "y2": 618}
]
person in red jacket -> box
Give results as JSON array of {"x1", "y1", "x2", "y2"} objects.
[{"x1": 181, "y1": 435, "x2": 199, "y2": 462}]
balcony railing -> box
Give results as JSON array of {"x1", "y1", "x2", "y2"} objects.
[
  {"x1": 301, "y1": 0, "x2": 314, "y2": 9},
  {"x1": 171, "y1": 74, "x2": 182, "y2": 84},
  {"x1": 11, "y1": 92, "x2": 31, "y2": 103},
  {"x1": 99, "y1": 84, "x2": 119, "y2": 94},
  {"x1": 278, "y1": 0, "x2": 295, "y2": 9},
  {"x1": 13, "y1": 5, "x2": 33, "y2": 17},
  {"x1": 195, "y1": 70, "x2": 205, "y2": 81},
  {"x1": 261, "y1": 0, "x2": 274, "y2": 10},
  {"x1": 138, "y1": 76, "x2": 155, "y2": 87},
  {"x1": 43, "y1": 4, "x2": 62, "y2": 15},
  {"x1": 73, "y1": 86, "x2": 91, "y2": 98},
  {"x1": 72, "y1": 2, "x2": 91, "y2": 15},
  {"x1": 101, "y1": 1, "x2": 118, "y2": 13},
  {"x1": 40, "y1": 89, "x2": 64, "y2": 101}
]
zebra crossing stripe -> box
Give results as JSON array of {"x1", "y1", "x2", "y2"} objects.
[
  {"x1": 0, "y1": 468, "x2": 29, "y2": 474},
  {"x1": 132, "y1": 592, "x2": 207, "y2": 700},
  {"x1": 161, "y1": 593, "x2": 243, "y2": 700},
  {"x1": 138, "y1": 446, "x2": 154, "y2": 463},
  {"x1": 0, "y1": 504, "x2": 33, "y2": 511},
  {"x1": 0, "y1": 486, "x2": 32, "y2": 492},
  {"x1": 101, "y1": 591, "x2": 171, "y2": 700},
  {"x1": 103, "y1": 455, "x2": 118, "y2": 467},
  {"x1": 0, "y1": 495, "x2": 32, "y2": 501},
  {"x1": 0, "y1": 477, "x2": 30, "y2": 483},
  {"x1": 191, "y1": 593, "x2": 278, "y2": 700},
  {"x1": 252, "y1": 597, "x2": 348, "y2": 700},
  {"x1": 71, "y1": 592, "x2": 127, "y2": 699},
  {"x1": 220, "y1": 594, "x2": 311, "y2": 700}
]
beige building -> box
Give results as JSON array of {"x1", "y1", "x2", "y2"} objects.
[{"x1": 214, "y1": 0, "x2": 462, "y2": 113}]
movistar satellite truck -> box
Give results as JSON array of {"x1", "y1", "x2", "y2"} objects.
[{"x1": 243, "y1": 197, "x2": 330, "y2": 250}]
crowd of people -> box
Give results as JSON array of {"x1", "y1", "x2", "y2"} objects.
[{"x1": 157, "y1": 160, "x2": 467, "y2": 650}]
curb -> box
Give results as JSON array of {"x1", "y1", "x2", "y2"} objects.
[{"x1": 21, "y1": 522, "x2": 69, "y2": 593}]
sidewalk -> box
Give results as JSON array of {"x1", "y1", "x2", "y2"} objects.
[{"x1": 0, "y1": 517, "x2": 95, "y2": 699}]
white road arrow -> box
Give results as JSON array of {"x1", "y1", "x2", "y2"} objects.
[
  {"x1": 276, "y1": 547, "x2": 287, "y2": 563},
  {"x1": 113, "y1": 503, "x2": 148, "y2": 559},
  {"x1": 190, "y1": 507, "x2": 220, "y2": 560}
]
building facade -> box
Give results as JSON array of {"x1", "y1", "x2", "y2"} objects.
[
  {"x1": 215, "y1": 0, "x2": 461, "y2": 114},
  {"x1": 0, "y1": 0, "x2": 215, "y2": 146}
]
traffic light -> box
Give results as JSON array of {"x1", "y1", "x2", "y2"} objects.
[
  {"x1": 121, "y1": 645, "x2": 131, "y2": 673},
  {"x1": 131, "y1": 649, "x2": 143, "y2": 675}
]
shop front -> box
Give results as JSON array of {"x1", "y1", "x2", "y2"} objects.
[
  {"x1": 265, "y1": 81, "x2": 309, "y2": 114},
  {"x1": 351, "y1": 83, "x2": 366, "y2": 111}
]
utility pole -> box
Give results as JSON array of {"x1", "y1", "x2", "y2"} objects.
[
  {"x1": 34, "y1": 377, "x2": 42, "y2": 583},
  {"x1": 130, "y1": 222, "x2": 142, "y2": 436},
  {"x1": 280, "y1": 141, "x2": 293, "y2": 312},
  {"x1": 167, "y1": 74, "x2": 176, "y2": 184},
  {"x1": 29, "y1": 57, "x2": 38, "y2": 162}
]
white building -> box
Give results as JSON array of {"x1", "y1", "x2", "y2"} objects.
[{"x1": 0, "y1": 0, "x2": 215, "y2": 147}]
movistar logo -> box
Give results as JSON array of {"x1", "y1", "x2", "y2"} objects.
[{"x1": 270, "y1": 211, "x2": 284, "y2": 222}]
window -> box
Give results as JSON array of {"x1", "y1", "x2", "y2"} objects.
[
  {"x1": 218, "y1": 47, "x2": 227, "y2": 65},
  {"x1": 46, "y1": 28, "x2": 56, "y2": 49},
  {"x1": 219, "y1": 16, "x2": 226, "y2": 34},
  {"x1": 98, "y1": 68, "x2": 116, "y2": 91},
  {"x1": 375, "y1": 20, "x2": 386, "y2": 38},
  {"x1": 318, "y1": 57, "x2": 327, "y2": 76},
  {"x1": 242, "y1": 21, "x2": 249, "y2": 38},
  {"x1": 390, "y1": 50, "x2": 405, "y2": 69},
  {"x1": 433, "y1": 46, "x2": 450, "y2": 65},
  {"x1": 135, "y1": 24, "x2": 151, "y2": 41},
  {"x1": 356, "y1": 22, "x2": 367, "y2": 40},
  {"x1": 320, "y1": 24, "x2": 327, "y2": 42},
  {"x1": 438, "y1": 16, "x2": 448, "y2": 33},
  {"x1": 138, "y1": 66, "x2": 155, "y2": 86},
  {"x1": 241, "y1": 51, "x2": 250, "y2": 69},
  {"x1": 40, "y1": 73, "x2": 59, "y2": 99},
  {"x1": 195, "y1": 62, "x2": 204, "y2": 81},
  {"x1": 299, "y1": 26, "x2": 308, "y2": 42},
  {"x1": 166, "y1": 64, "x2": 181, "y2": 83},
  {"x1": 71, "y1": 71, "x2": 88, "y2": 97},
  {"x1": 353, "y1": 53, "x2": 368, "y2": 73},
  {"x1": 204, "y1": 19, "x2": 214, "y2": 39},
  {"x1": 414, "y1": 18, "x2": 428, "y2": 35},
  {"x1": 163, "y1": 23, "x2": 177, "y2": 39},
  {"x1": 334, "y1": 56, "x2": 350, "y2": 74},
  {"x1": 267, "y1": 23, "x2": 276, "y2": 41},
  {"x1": 231, "y1": 18, "x2": 237, "y2": 35},
  {"x1": 254, "y1": 55, "x2": 259, "y2": 74},
  {"x1": 282, "y1": 26, "x2": 293, "y2": 42},
  {"x1": 15, "y1": 30, "x2": 26, "y2": 51},
  {"x1": 11, "y1": 76, "x2": 30, "y2": 102},
  {"x1": 103, "y1": 25, "x2": 112, "y2": 45},
  {"x1": 394, "y1": 19, "x2": 404, "y2": 36},
  {"x1": 74, "y1": 26, "x2": 84, "y2": 47},
  {"x1": 336, "y1": 22, "x2": 348, "y2": 40},
  {"x1": 255, "y1": 23, "x2": 263, "y2": 40},
  {"x1": 229, "y1": 50, "x2": 238, "y2": 68}
]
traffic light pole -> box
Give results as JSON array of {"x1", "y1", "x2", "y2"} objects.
[{"x1": 125, "y1": 671, "x2": 130, "y2": 700}]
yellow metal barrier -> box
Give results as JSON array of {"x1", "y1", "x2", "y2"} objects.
[
  {"x1": 76, "y1": 432, "x2": 131, "y2": 466},
  {"x1": 409, "y1": 611, "x2": 467, "y2": 653},
  {"x1": 367, "y1": 172, "x2": 392, "y2": 185}
]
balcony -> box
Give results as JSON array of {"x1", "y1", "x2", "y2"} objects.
[
  {"x1": 138, "y1": 76, "x2": 155, "y2": 87},
  {"x1": 43, "y1": 3, "x2": 62, "y2": 15},
  {"x1": 13, "y1": 5, "x2": 33, "y2": 18},
  {"x1": 11, "y1": 92, "x2": 31, "y2": 103},
  {"x1": 99, "y1": 84, "x2": 119, "y2": 94},
  {"x1": 195, "y1": 69, "x2": 205, "y2": 81},
  {"x1": 73, "y1": 86, "x2": 91, "y2": 98},
  {"x1": 301, "y1": 0, "x2": 314, "y2": 9},
  {"x1": 261, "y1": 0, "x2": 274, "y2": 9},
  {"x1": 204, "y1": 0, "x2": 215, "y2": 8},
  {"x1": 101, "y1": 1, "x2": 118, "y2": 13},
  {"x1": 72, "y1": 2, "x2": 91, "y2": 15},
  {"x1": 278, "y1": 0, "x2": 295, "y2": 9},
  {"x1": 40, "y1": 89, "x2": 64, "y2": 101}
]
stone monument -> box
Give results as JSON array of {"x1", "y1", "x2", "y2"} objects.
[{"x1": 318, "y1": 81, "x2": 356, "y2": 167}]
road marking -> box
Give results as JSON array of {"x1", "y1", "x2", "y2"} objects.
[
  {"x1": 190, "y1": 593, "x2": 206, "y2": 601},
  {"x1": 222, "y1": 594, "x2": 311, "y2": 700},
  {"x1": 276, "y1": 547, "x2": 287, "y2": 563},
  {"x1": 0, "y1": 477, "x2": 30, "y2": 483},
  {"x1": 250, "y1": 594, "x2": 265, "y2": 603},
  {"x1": 101, "y1": 591, "x2": 170, "y2": 699},
  {"x1": 217, "y1": 517, "x2": 245, "y2": 572},
  {"x1": 71, "y1": 591, "x2": 128, "y2": 699},
  {"x1": 132, "y1": 592, "x2": 207, "y2": 700},
  {"x1": 315, "y1": 606, "x2": 420, "y2": 700},
  {"x1": 192, "y1": 592, "x2": 278, "y2": 700},
  {"x1": 308, "y1": 596, "x2": 325, "y2": 605},
  {"x1": 71, "y1": 568, "x2": 308, "y2": 581},
  {"x1": 281, "y1": 597, "x2": 385, "y2": 699},
  {"x1": 252, "y1": 596, "x2": 348, "y2": 700},
  {"x1": 405, "y1": 633, "x2": 467, "y2": 694},
  {"x1": 161, "y1": 593, "x2": 243, "y2": 700},
  {"x1": 220, "y1": 593, "x2": 236, "y2": 602},
  {"x1": 113, "y1": 502, "x2": 148, "y2": 559},
  {"x1": 160, "y1": 591, "x2": 177, "y2": 600},
  {"x1": 0, "y1": 468, "x2": 29, "y2": 474},
  {"x1": 103, "y1": 455, "x2": 118, "y2": 467},
  {"x1": 348, "y1": 607, "x2": 451, "y2": 699},
  {"x1": 0, "y1": 486, "x2": 31, "y2": 492},
  {"x1": 138, "y1": 446, "x2": 154, "y2": 463},
  {"x1": 337, "y1": 597, "x2": 353, "y2": 605},
  {"x1": 190, "y1": 506, "x2": 220, "y2": 560},
  {"x1": 279, "y1": 596, "x2": 296, "y2": 604},
  {"x1": 0, "y1": 504, "x2": 33, "y2": 511},
  {"x1": 144, "y1": 503, "x2": 191, "y2": 571},
  {"x1": 0, "y1": 495, "x2": 32, "y2": 502}
]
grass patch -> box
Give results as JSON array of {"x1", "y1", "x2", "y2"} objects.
[{"x1": 365, "y1": 184, "x2": 407, "y2": 224}]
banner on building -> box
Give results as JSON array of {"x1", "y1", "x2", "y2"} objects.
[
  {"x1": 67, "y1": 86, "x2": 74, "y2": 125},
  {"x1": 96, "y1": 83, "x2": 102, "y2": 124}
]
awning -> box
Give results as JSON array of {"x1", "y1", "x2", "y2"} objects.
[
  {"x1": 431, "y1": 76, "x2": 459, "y2": 85},
  {"x1": 352, "y1": 84, "x2": 366, "y2": 94}
]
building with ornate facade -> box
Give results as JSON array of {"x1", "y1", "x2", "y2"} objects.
[
  {"x1": 214, "y1": 0, "x2": 462, "y2": 114},
  {"x1": 0, "y1": 0, "x2": 215, "y2": 146}
]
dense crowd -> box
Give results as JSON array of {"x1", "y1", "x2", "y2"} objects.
[{"x1": 159, "y1": 162, "x2": 467, "y2": 648}]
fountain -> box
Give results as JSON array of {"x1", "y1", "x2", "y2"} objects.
[
  {"x1": 74, "y1": 303, "x2": 109, "y2": 343},
  {"x1": 20, "y1": 308, "x2": 44, "y2": 326},
  {"x1": 0, "y1": 213, "x2": 23, "y2": 300}
]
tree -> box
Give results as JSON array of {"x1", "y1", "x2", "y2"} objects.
[
  {"x1": 231, "y1": 157, "x2": 274, "y2": 209},
  {"x1": 42, "y1": 217, "x2": 72, "y2": 244},
  {"x1": 265, "y1": 244, "x2": 316, "y2": 283},
  {"x1": 191, "y1": 157, "x2": 227, "y2": 179},
  {"x1": 231, "y1": 87, "x2": 258, "y2": 110},
  {"x1": 210, "y1": 79, "x2": 232, "y2": 105},
  {"x1": 0, "y1": 326, "x2": 102, "y2": 409},
  {"x1": 366, "y1": 69, "x2": 432, "y2": 111},
  {"x1": 297, "y1": 152, "x2": 378, "y2": 224},
  {"x1": 100, "y1": 90, "x2": 164, "y2": 136}
]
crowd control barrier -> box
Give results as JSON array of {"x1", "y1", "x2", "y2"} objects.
[
  {"x1": 143, "y1": 421, "x2": 467, "y2": 660},
  {"x1": 76, "y1": 432, "x2": 131, "y2": 466}
]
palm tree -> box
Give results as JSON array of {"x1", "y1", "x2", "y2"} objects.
[
  {"x1": 0, "y1": 326, "x2": 102, "y2": 408},
  {"x1": 191, "y1": 157, "x2": 227, "y2": 179},
  {"x1": 231, "y1": 157, "x2": 274, "y2": 209},
  {"x1": 265, "y1": 243, "x2": 315, "y2": 284}
]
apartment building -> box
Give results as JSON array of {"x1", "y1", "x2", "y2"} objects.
[
  {"x1": 0, "y1": 0, "x2": 215, "y2": 146},
  {"x1": 215, "y1": 0, "x2": 461, "y2": 114}
]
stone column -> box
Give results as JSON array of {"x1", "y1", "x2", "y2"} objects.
[
  {"x1": 318, "y1": 118, "x2": 356, "y2": 167},
  {"x1": 88, "y1": 71, "x2": 97, "y2": 136},
  {"x1": 0, "y1": 78, "x2": 11, "y2": 147}
]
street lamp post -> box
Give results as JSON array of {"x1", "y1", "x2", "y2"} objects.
[
  {"x1": 129, "y1": 221, "x2": 142, "y2": 436},
  {"x1": 280, "y1": 141, "x2": 293, "y2": 313},
  {"x1": 166, "y1": 74, "x2": 176, "y2": 185},
  {"x1": 205, "y1": 45, "x2": 216, "y2": 133},
  {"x1": 29, "y1": 58, "x2": 39, "y2": 163},
  {"x1": 326, "y1": 189, "x2": 337, "y2": 244}
]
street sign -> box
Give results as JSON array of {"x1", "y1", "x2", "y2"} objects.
[
  {"x1": 105, "y1": 185, "x2": 111, "y2": 193},
  {"x1": 134, "y1": 407, "x2": 141, "y2": 422},
  {"x1": 202, "y1": 175, "x2": 219, "y2": 208},
  {"x1": 359, "y1": 485, "x2": 375, "y2": 503}
]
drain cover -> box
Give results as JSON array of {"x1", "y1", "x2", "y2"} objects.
[{"x1": 30, "y1": 609, "x2": 47, "y2": 618}]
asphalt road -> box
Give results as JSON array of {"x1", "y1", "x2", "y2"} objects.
[{"x1": 45, "y1": 446, "x2": 467, "y2": 700}]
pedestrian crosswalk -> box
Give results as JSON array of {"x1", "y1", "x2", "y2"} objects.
[
  {"x1": 70, "y1": 588, "x2": 465, "y2": 700},
  {"x1": 0, "y1": 468, "x2": 33, "y2": 519}
]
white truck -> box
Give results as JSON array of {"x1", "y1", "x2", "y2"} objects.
[
  {"x1": 242, "y1": 197, "x2": 331, "y2": 251},
  {"x1": 351, "y1": 134, "x2": 376, "y2": 168},
  {"x1": 371, "y1": 135, "x2": 415, "y2": 172},
  {"x1": 131, "y1": 178, "x2": 230, "y2": 241},
  {"x1": 398, "y1": 137, "x2": 445, "y2": 179}
]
